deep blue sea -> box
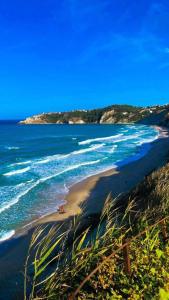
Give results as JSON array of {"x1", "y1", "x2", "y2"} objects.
[{"x1": 0, "y1": 123, "x2": 158, "y2": 242}]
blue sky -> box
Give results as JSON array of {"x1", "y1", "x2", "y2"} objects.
[{"x1": 0, "y1": 0, "x2": 169, "y2": 119}]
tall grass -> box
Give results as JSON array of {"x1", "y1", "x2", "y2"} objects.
[{"x1": 25, "y1": 162, "x2": 169, "y2": 300}]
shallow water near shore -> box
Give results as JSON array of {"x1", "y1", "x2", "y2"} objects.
[{"x1": 0, "y1": 123, "x2": 158, "y2": 242}]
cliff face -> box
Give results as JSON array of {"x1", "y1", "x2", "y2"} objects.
[
  {"x1": 99, "y1": 109, "x2": 139, "y2": 124},
  {"x1": 20, "y1": 104, "x2": 169, "y2": 126},
  {"x1": 20, "y1": 115, "x2": 86, "y2": 125},
  {"x1": 20, "y1": 116, "x2": 48, "y2": 124}
]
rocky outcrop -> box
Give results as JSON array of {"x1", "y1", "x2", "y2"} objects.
[
  {"x1": 100, "y1": 110, "x2": 116, "y2": 123},
  {"x1": 20, "y1": 115, "x2": 48, "y2": 124}
]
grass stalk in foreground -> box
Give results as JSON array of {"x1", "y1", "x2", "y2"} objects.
[{"x1": 25, "y1": 161, "x2": 169, "y2": 299}]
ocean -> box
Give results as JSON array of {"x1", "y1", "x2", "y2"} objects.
[{"x1": 0, "y1": 123, "x2": 158, "y2": 242}]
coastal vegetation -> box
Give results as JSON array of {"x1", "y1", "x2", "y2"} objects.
[
  {"x1": 25, "y1": 157, "x2": 169, "y2": 299},
  {"x1": 20, "y1": 104, "x2": 169, "y2": 125}
]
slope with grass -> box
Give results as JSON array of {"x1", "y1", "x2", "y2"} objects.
[{"x1": 25, "y1": 158, "x2": 169, "y2": 299}]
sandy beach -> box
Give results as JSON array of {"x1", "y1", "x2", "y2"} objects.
[
  {"x1": 0, "y1": 126, "x2": 169, "y2": 299},
  {"x1": 38, "y1": 126, "x2": 169, "y2": 223}
]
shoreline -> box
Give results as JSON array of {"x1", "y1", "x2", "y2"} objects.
[
  {"x1": 3, "y1": 125, "x2": 166, "y2": 240},
  {"x1": 38, "y1": 126, "x2": 169, "y2": 223},
  {"x1": 0, "y1": 126, "x2": 169, "y2": 298},
  {"x1": 9, "y1": 126, "x2": 169, "y2": 233}
]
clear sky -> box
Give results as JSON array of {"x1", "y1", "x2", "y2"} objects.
[{"x1": 0, "y1": 0, "x2": 169, "y2": 119}]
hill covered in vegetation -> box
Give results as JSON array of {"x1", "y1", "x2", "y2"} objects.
[{"x1": 20, "y1": 104, "x2": 169, "y2": 126}]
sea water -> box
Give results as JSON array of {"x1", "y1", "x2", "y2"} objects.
[{"x1": 0, "y1": 123, "x2": 159, "y2": 242}]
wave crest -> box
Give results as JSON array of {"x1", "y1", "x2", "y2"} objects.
[
  {"x1": 0, "y1": 160, "x2": 101, "y2": 214},
  {"x1": 0, "y1": 230, "x2": 15, "y2": 242},
  {"x1": 3, "y1": 167, "x2": 30, "y2": 177},
  {"x1": 78, "y1": 134, "x2": 123, "y2": 145}
]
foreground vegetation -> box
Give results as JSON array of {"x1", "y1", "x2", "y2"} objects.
[{"x1": 25, "y1": 161, "x2": 169, "y2": 299}]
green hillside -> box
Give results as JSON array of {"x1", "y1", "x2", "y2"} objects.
[{"x1": 20, "y1": 104, "x2": 169, "y2": 125}]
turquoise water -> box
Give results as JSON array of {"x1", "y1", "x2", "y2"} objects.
[{"x1": 0, "y1": 123, "x2": 158, "y2": 242}]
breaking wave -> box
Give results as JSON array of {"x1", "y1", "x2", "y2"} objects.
[
  {"x1": 78, "y1": 134, "x2": 123, "y2": 145},
  {"x1": 3, "y1": 167, "x2": 30, "y2": 177}
]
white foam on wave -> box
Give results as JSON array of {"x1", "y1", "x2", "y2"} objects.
[
  {"x1": 36, "y1": 154, "x2": 68, "y2": 165},
  {"x1": 10, "y1": 161, "x2": 32, "y2": 167},
  {"x1": 0, "y1": 180, "x2": 34, "y2": 214},
  {"x1": 104, "y1": 145, "x2": 118, "y2": 154},
  {"x1": 79, "y1": 133, "x2": 141, "y2": 146},
  {"x1": 64, "y1": 183, "x2": 69, "y2": 193},
  {"x1": 78, "y1": 127, "x2": 158, "y2": 147},
  {"x1": 0, "y1": 160, "x2": 101, "y2": 214},
  {"x1": 36, "y1": 144, "x2": 105, "y2": 165},
  {"x1": 113, "y1": 143, "x2": 152, "y2": 169},
  {"x1": 78, "y1": 134, "x2": 124, "y2": 145},
  {"x1": 39, "y1": 160, "x2": 101, "y2": 183},
  {"x1": 72, "y1": 143, "x2": 105, "y2": 155},
  {"x1": 115, "y1": 135, "x2": 139, "y2": 143},
  {"x1": 0, "y1": 230, "x2": 15, "y2": 242},
  {"x1": 135, "y1": 135, "x2": 159, "y2": 146},
  {"x1": 3, "y1": 167, "x2": 30, "y2": 177},
  {"x1": 36, "y1": 158, "x2": 51, "y2": 165},
  {"x1": 112, "y1": 133, "x2": 157, "y2": 144},
  {"x1": 0, "y1": 196, "x2": 20, "y2": 214}
]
